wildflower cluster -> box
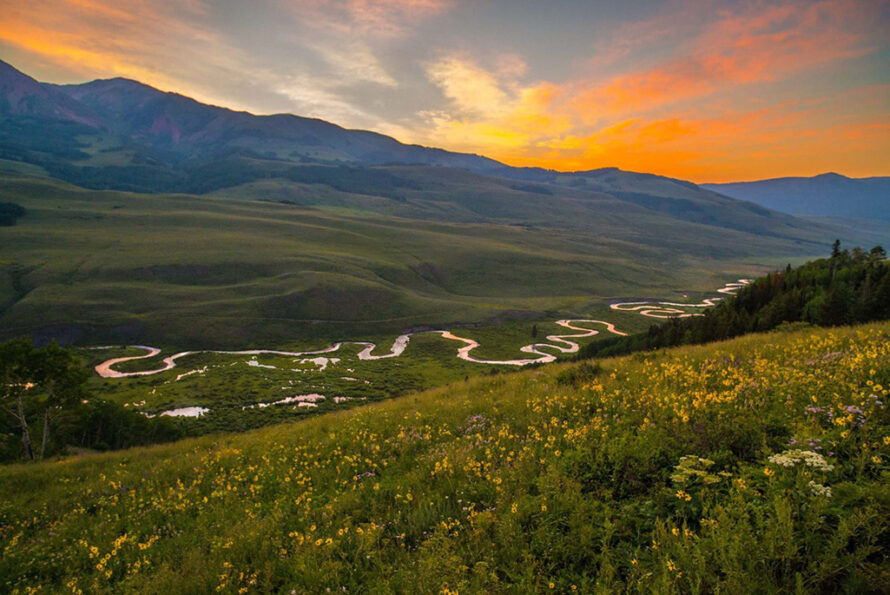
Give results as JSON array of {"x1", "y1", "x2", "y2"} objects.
[
  {"x1": 807, "y1": 480, "x2": 832, "y2": 498},
  {"x1": 767, "y1": 449, "x2": 834, "y2": 472}
]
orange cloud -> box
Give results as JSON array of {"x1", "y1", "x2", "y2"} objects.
[
  {"x1": 410, "y1": 1, "x2": 889, "y2": 181},
  {"x1": 426, "y1": 56, "x2": 512, "y2": 117},
  {"x1": 575, "y1": 0, "x2": 875, "y2": 119},
  {"x1": 418, "y1": 49, "x2": 889, "y2": 180},
  {"x1": 414, "y1": 55, "x2": 573, "y2": 157},
  {"x1": 0, "y1": 0, "x2": 249, "y2": 109},
  {"x1": 1, "y1": 0, "x2": 887, "y2": 181},
  {"x1": 281, "y1": 0, "x2": 451, "y2": 38}
]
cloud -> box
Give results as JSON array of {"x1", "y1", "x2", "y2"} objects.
[
  {"x1": 417, "y1": 55, "x2": 574, "y2": 156},
  {"x1": 408, "y1": 0, "x2": 889, "y2": 180},
  {"x1": 281, "y1": 0, "x2": 451, "y2": 38},
  {"x1": 426, "y1": 56, "x2": 512, "y2": 118},
  {"x1": 0, "y1": 0, "x2": 259, "y2": 110},
  {"x1": 308, "y1": 41, "x2": 399, "y2": 87},
  {"x1": 0, "y1": 0, "x2": 417, "y2": 123},
  {"x1": 574, "y1": 0, "x2": 878, "y2": 119}
]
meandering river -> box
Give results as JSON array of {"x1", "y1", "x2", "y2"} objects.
[{"x1": 94, "y1": 280, "x2": 751, "y2": 378}]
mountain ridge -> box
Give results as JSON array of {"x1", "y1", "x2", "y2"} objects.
[
  {"x1": 1, "y1": 58, "x2": 886, "y2": 244},
  {"x1": 0, "y1": 57, "x2": 826, "y2": 240},
  {"x1": 702, "y1": 173, "x2": 890, "y2": 221},
  {"x1": 3, "y1": 57, "x2": 887, "y2": 249},
  {"x1": 46, "y1": 68, "x2": 504, "y2": 170},
  {"x1": 4, "y1": 58, "x2": 887, "y2": 201}
]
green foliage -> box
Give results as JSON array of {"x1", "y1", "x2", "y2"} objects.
[
  {"x1": 0, "y1": 201, "x2": 24, "y2": 226},
  {"x1": 1, "y1": 322, "x2": 888, "y2": 591},
  {"x1": 0, "y1": 117, "x2": 93, "y2": 162},
  {"x1": 0, "y1": 339, "x2": 182, "y2": 462},
  {"x1": 556, "y1": 360, "x2": 602, "y2": 387},
  {"x1": 670, "y1": 455, "x2": 728, "y2": 487}
]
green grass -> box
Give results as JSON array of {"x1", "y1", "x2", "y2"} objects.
[
  {"x1": 73, "y1": 307, "x2": 668, "y2": 437},
  {"x1": 0, "y1": 168, "x2": 842, "y2": 438},
  {"x1": 79, "y1": 319, "x2": 623, "y2": 431},
  {"x1": 0, "y1": 172, "x2": 831, "y2": 350},
  {"x1": 1, "y1": 322, "x2": 888, "y2": 592}
]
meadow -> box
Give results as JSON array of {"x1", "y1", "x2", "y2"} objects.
[
  {"x1": 0, "y1": 169, "x2": 841, "y2": 350},
  {"x1": 78, "y1": 314, "x2": 645, "y2": 436},
  {"x1": 1, "y1": 321, "x2": 887, "y2": 592}
]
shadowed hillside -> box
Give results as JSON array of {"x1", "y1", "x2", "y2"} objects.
[
  {"x1": 2, "y1": 58, "x2": 888, "y2": 348},
  {"x1": 0, "y1": 172, "x2": 870, "y2": 348}
]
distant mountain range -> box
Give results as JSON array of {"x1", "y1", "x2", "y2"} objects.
[{"x1": 703, "y1": 174, "x2": 890, "y2": 222}]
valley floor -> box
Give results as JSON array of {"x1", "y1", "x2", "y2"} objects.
[
  {"x1": 2, "y1": 321, "x2": 888, "y2": 592},
  {"x1": 83, "y1": 279, "x2": 748, "y2": 423},
  {"x1": 94, "y1": 277, "x2": 751, "y2": 382}
]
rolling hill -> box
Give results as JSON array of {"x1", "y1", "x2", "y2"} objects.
[{"x1": 0, "y1": 172, "x2": 831, "y2": 348}]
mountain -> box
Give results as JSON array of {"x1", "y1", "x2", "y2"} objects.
[
  {"x1": 0, "y1": 58, "x2": 499, "y2": 172},
  {"x1": 702, "y1": 173, "x2": 890, "y2": 221},
  {"x1": 0, "y1": 60, "x2": 100, "y2": 125},
  {"x1": 0, "y1": 59, "x2": 846, "y2": 238},
  {"x1": 2, "y1": 58, "x2": 887, "y2": 236},
  {"x1": 52, "y1": 77, "x2": 502, "y2": 169}
]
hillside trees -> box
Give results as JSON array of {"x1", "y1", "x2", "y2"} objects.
[
  {"x1": 31, "y1": 343, "x2": 89, "y2": 459},
  {"x1": 0, "y1": 339, "x2": 36, "y2": 458},
  {"x1": 0, "y1": 340, "x2": 86, "y2": 459},
  {"x1": 582, "y1": 243, "x2": 889, "y2": 359},
  {"x1": 0, "y1": 201, "x2": 25, "y2": 225},
  {"x1": 0, "y1": 339, "x2": 183, "y2": 462}
]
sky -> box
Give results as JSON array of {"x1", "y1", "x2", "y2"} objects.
[{"x1": 1, "y1": 0, "x2": 888, "y2": 182}]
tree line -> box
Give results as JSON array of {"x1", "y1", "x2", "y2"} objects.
[
  {"x1": 0, "y1": 201, "x2": 25, "y2": 226},
  {"x1": 581, "y1": 243, "x2": 890, "y2": 359}
]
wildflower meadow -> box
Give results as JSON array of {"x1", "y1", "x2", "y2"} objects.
[{"x1": 1, "y1": 322, "x2": 888, "y2": 592}]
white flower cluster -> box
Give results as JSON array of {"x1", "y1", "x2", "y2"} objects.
[
  {"x1": 808, "y1": 480, "x2": 832, "y2": 498},
  {"x1": 767, "y1": 449, "x2": 834, "y2": 472}
]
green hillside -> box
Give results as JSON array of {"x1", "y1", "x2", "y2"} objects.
[
  {"x1": 0, "y1": 171, "x2": 840, "y2": 349},
  {"x1": 5, "y1": 57, "x2": 890, "y2": 355},
  {"x1": 1, "y1": 322, "x2": 888, "y2": 592}
]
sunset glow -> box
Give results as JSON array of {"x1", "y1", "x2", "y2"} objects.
[{"x1": 1, "y1": 0, "x2": 887, "y2": 181}]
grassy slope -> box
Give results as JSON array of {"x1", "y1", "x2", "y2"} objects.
[
  {"x1": 1, "y1": 322, "x2": 888, "y2": 592},
  {"x1": 0, "y1": 172, "x2": 828, "y2": 348}
]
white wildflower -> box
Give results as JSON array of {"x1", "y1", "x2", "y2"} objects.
[
  {"x1": 808, "y1": 480, "x2": 832, "y2": 498},
  {"x1": 767, "y1": 449, "x2": 834, "y2": 472}
]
